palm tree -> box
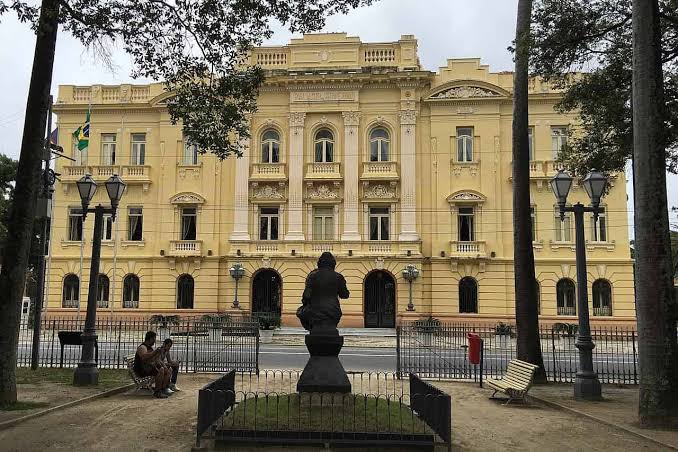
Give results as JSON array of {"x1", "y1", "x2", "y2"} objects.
[
  {"x1": 632, "y1": 0, "x2": 678, "y2": 427},
  {"x1": 512, "y1": 0, "x2": 546, "y2": 382}
]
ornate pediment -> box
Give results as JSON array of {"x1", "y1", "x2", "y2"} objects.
[
  {"x1": 363, "y1": 182, "x2": 397, "y2": 200},
  {"x1": 306, "y1": 183, "x2": 341, "y2": 200},
  {"x1": 446, "y1": 190, "x2": 486, "y2": 204},
  {"x1": 431, "y1": 86, "x2": 500, "y2": 99},
  {"x1": 170, "y1": 192, "x2": 205, "y2": 204},
  {"x1": 251, "y1": 182, "x2": 286, "y2": 200}
]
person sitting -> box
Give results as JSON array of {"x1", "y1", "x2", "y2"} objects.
[
  {"x1": 158, "y1": 338, "x2": 181, "y2": 392},
  {"x1": 134, "y1": 331, "x2": 172, "y2": 398}
]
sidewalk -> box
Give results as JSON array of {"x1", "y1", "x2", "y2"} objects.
[
  {"x1": 530, "y1": 384, "x2": 678, "y2": 450},
  {"x1": 272, "y1": 327, "x2": 397, "y2": 347}
]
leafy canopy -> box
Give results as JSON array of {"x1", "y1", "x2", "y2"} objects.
[
  {"x1": 0, "y1": 154, "x2": 18, "y2": 248},
  {"x1": 529, "y1": 0, "x2": 678, "y2": 176},
  {"x1": 0, "y1": 0, "x2": 374, "y2": 159}
]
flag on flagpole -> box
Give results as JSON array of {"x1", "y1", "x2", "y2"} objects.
[
  {"x1": 72, "y1": 111, "x2": 90, "y2": 151},
  {"x1": 49, "y1": 127, "x2": 58, "y2": 146}
]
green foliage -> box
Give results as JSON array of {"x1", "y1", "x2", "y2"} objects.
[
  {"x1": 412, "y1": 316, "x2": 441, "y2": 333},
  {"x1": 149, "y1": 314, "x2": 181, "y2": 327},
  {"x1": 201, "y1": 313, "x2": 231, "y2": 328},
  {"x1": 0, "y1": 154, "x2": 18, "y2": 249},
  {"x1": 552, "y1": 322, "x2": 578, "y2": 337},
  {"x1": 0, "y1": 400, "x2": 49, "y2": 411},
  {"x1": 528, "y1": 0, "x2": 678, "y2": 175},
  {"x1": 671, "y1": 230, "x2": 678, "y2": 278},
  {"x1": 15, "y1": 367, "x2": 130, "y2": 389},
  {"x1": 1, "y1": 0, "x2": 374, "y2": 159},
  {"x1": 495, "y1": 322, "x2": 513, "y2": 336},
  {"x1": 256, "y1": 313, "x2": 280, "y2": 330}
]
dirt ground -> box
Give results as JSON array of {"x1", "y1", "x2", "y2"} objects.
[{"x1": 0, "y1": 375, "x2": 669, "y2": 452}]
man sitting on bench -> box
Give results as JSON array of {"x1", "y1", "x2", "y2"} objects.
[
  {"x1": 158, "y1": 338, "x2": 181, "y2": 392},
  {"x1": 134, "y1": 331, "x2": 172, "y2": 398}
]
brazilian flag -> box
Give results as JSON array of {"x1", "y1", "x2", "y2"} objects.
[{"x1": 72, "y1": 111, "x2": 90, "y2": 151}]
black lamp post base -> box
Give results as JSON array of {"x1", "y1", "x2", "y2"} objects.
[
  {"x1": 574, "y1": 373, "x2": 602, "y2": 401},
  {"x1": 73, "y1": 364, "x2": 99, "y2": 386}
]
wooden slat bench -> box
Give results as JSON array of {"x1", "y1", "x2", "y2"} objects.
[
  {"x1": 126, "y1": 354, "x2": 155, "y2": 393},
  {"x1": 486, "y1": 359, "x2": 539, "y2": 404}
]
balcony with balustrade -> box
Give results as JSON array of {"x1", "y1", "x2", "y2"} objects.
[
  {"x1": 305, "y1": 162, "x2": 341, "y2": 180},
  {"x1": 232, "y1": 239, "x2": 420, "y2": 257},
  {"x1": 167, "y1": 240, "x2": 203, "y2": 257},
  {"x1": 360, "y1": 161, "x2": 399, "y2": 181},
  {"x1": 250, "y1": 163, "x2": 287, "y2": 181},
  {"x1": 449, "y1": 240, "x2": 487, "y2": 259}
]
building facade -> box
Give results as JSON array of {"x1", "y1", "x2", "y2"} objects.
[{"x1": 47, "y1": 33, "x2": 635, "y2": 327}]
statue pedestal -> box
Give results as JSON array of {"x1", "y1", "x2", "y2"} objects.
[{"x1": 296, "y1": 329, "x2": 351, "y2": 394}]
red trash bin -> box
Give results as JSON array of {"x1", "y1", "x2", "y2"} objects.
[{"x1": 467, "y1": 333, "x2": 482, "y2": 365}]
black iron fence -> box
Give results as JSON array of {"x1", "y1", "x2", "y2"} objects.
[
  {"x1": 196, "y1": 370, "x2": 451, "y2": 450},
  {"x1": 397, "y1": 321, "x2": 638, "y2": 384},
  {"x1": 16, "y1": 315, "x2": 259, "y2": 373}
]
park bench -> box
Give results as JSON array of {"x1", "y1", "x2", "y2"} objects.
[
  {"x1": 125, "y1": 354, "x2": 155, "y2": 393},
  {"x1": 486, "y1": 359, "x2": 539, "y2": 404}
]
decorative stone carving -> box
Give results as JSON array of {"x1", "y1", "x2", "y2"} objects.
[
  {"x1": 170, "y1": 192, "x2": 205, "y2": 204},
  {"x1": 456, "y1": 107, "x2": 475, "y2": 115},
  {"x1": 446, "y1": 191, "x2": 486, "y2": 204},
  {"x1": 262, "y1": 257, "x2": 272, "y2": 269},
  {"x1": 120, "y1": 85, "x2": 131, "y2": 102},
  {"x1": 291, "y1": 91, "x2": 356, "y2": 103},
  {"x1": 342, "y1": 111, "x2": 361, "y2": 127},
  {"x1": 364, "y1": 183, "x2": 396, "y2": 199},
  {"x1": 399, "y1": 109, "x2": 417, "y2": 125},
  {"x1": 308, "y1": 184, "x2": 340, "y2": 200},
  {"x1": 431, "y1": 86, "x2": 500, "y2": 99},
  {"x1": 252, "y1": 184, "x2": 285, "y2": 199},
  {"x1": 289, "y1": 112, "x2": 306, "y2": 128},
  {"x1": 375, "y1": 257, "x2": 385, "y2": 270}
]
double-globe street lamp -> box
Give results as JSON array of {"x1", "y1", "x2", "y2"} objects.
[
  {"x1": 402, "y1": 264, "x2": 420, "y2": 311},
  {"x1": 229, "y1": 263, "x2": 245, "y2": 309},
  {"x1": 550, "y1": 168, "x2": 608, "y2": 400},
  {"x1": 73, "y1": 173, "x2": 126, "y2": 386}
]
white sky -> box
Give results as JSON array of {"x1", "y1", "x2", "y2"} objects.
[{"x1": 0, "y1": 0, "x2": 676, "y2": 231}]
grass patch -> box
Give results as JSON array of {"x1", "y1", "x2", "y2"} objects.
[
  {"x1": 16, "y1": 368, "x2": 130, "y2": 389},
  {"x1": 222, "y1": 394, "x2": 429, "y2": 434},
  {"x1": 0, "y1": 401, "x2": 50, "y2": 411}
]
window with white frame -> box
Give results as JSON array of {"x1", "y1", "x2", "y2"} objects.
[
  {"x1": 101, "y1": 134, "x2": 116, "y2": 165},
  {"x1": 314, "y1": 129, "x2": 334, "y2": 163},
  {"x1": 456, "y1": 127, "x2": 473, "y2": 162},
  {"x1": 591, "y1": 207, "x2": 607, "y2": 242},
  {"x1": 259, "y1": 207, "x2": 279, "y2": 240},
  {"x1": 180, "y1": 207, "x2": 197, "y2": 240},
  {"x1": 369, "y1": 207, "x2": 390, "y2": 241},
  {"x1": 62, "y1": 274, "x2": 79, "y2": 308},
  {"x1": 131, "y1": 133, "x2": 146, "y2": 165},
  {"x1": 123, "y1": 274, "x2": 140, "y2": 308},
  {"x1": 551, "y1": 127, "x2": 568, "y2": 159},
  {"x1": 313, "y1": 206, "x2": 334, "y2": 241},
  {"x1": 530, "y1": 206, "x2": 537, "y2": 241},
  {"x1": 528, "y1": 126, "x2": 535, "y2": 161},
  {"x1": 458, "y1": 207, "x2": 475, "y2": 242},
  {"x1": 261, "y1": 129, "x2": 280, "y2": 163},
  {"x1": 68, "y1": 208, "x2": 83, "y2": 241},
  {"x1": 554, "y1": 207, "x2": 572, "y2": 242},
  {"x1": 183, "y1": 141, "x2": 199, "y2": 165},
  {"x1": 102, "y1": 214, "x2": 113, "y2": 241},
  {"x1": 369, "y1": 128, "x2": 390, "y2": 162},
  {"x1": 73, "y1": 139, "x2": 88, "y2": 165},
  {"x1": 128, "y1": 207, "x2": 143, "y2": 241}
]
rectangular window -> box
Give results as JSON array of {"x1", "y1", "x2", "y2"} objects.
[
  {"x1": 131, "y1": 133, "x2": 146, "y2": 165},
  {"x1": 554, "y1": 208, "x2": 572, "y2": 242},
  {"x1": 259, "y1": 207, "x2": 279, "y2": 241},
  {"x1": 313, "y1": 207, "x2": 334, "y2": 241},
  {"x1": 180, "y1": 207, "x2": 197, "y2": 240},
  {"x1": 530, "y1": 206, "x2": 537, "y2": 241},
  {"x1": 128, "y1": 207, "x2": 143, "y2": 241},
  {"x1": 73, "y1": 140, "x2": 88, "y2": 165},
  {"x1": 458, "y1": 207, "x2": 475, "y2": 242},
  {"x1": 101, "y1": 134, "x2": 116, "y2": 165},
  {"x1": 456, "y1": 127, "x2": 474, "y2": 162},
  {"x1": 102, "y1": 214, "x2": 113, "y2": 241},
  {"x1": 369, "y1": 207, "x2": 390, "y2": 241},
  {"x1": 528, "y1": 127, "x2": 534, "y2": 161},
  {"x1": 591, "y1": 207, "x2": 607, "y2": 242},
  {"x1": 68, "y1": 208, "x2": 83, "y2": 241},
  {"x1": 183, "y1": 141, "x2": 199, "y2": 165},
  {"x1": 551, "y1": 127, "x2": 568, "y2": 159}
]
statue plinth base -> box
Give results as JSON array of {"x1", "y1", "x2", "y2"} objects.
[{"x1": 296, "y1": 329, "x2": 351, "y2": 394}]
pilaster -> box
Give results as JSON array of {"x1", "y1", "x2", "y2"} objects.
[
  {"x1": 230, "y1": 138, "x2": 251, "y2": 241},
  {"x1": 341, "y1": 111, "x2": 361, "y2": 241},
  {"x1": 399, "y1": 109, "x2": 419, "y2": 241},
  {"x1": 286, "y1": 112, "x2": 306, "y2": 241}
]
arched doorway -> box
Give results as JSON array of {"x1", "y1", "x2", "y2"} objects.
[
  {"x1": 251, "y1": 269, "x2": 282, "y2": 318},
  {"x1": 364, "y1": 271, "x2": 396, "y2": 328}
]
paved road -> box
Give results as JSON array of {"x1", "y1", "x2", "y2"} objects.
[{"x1": 260, "y1": 345, "x2": 396, "y2": 371}]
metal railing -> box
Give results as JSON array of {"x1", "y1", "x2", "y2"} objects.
[
  {"x1": 557, "y1": 306, "x2": 576, "y2": 316},
  {"x1": 17, "y1": 315, "x2": 259, "y2": 373},
  {"x1": 397, "y1": 321, "x2": 639, "y2": 384}
]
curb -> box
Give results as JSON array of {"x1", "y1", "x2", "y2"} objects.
[
  {"x1": 0, "y1": 383, "x2": 135, "y2": 431},
  {"x1": 530, "y1": 394, "x2": 678, "y2": 451}
]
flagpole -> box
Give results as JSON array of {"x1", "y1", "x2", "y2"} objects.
[{"x1": 76, "y1": 101, "x2": 91, "y2": 323}]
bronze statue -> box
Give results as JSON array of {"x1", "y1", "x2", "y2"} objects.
[{"x1": 296, "y1": 252, "x2": 349, "y2": 332}]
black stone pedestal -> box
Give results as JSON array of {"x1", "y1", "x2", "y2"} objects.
[{"x1": 297, "y1": 328, "x2": 351, "y2": 394}]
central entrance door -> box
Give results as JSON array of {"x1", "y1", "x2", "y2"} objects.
[
  {"x1": 252, "y1": 269, "x2": 282, "y2": 318},
  {"x1": 364, "y1": 271, "x2": 396, "y2": 328}
]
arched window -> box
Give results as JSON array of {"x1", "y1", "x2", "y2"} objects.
[
  {"x1": 592, "y1": 279, "x2": 612, "y2": 316},
  {"x1": 123, "y1": 274, "x2": 140, "y2": 309},
  {"x1": 314, "y1": 129, "x2": 334, "y2": 163},
  {"x1": 62, "y1": 274, "x2": 79, "y2": 308},
  {"x1": 369, "y1": 128, "x2": 390, "y2": 162},
  {"x1": 177, "y1": 274, "x2": 194, "y2": 309},
  {"x1": 557, "y1": 278, "x2": 576, "y2": 315},
  {"x1": 261, "y1": 129, "x2": 280, "y2": 163},
  {"x1": 459, "y1": 277, "x2": 478, "y2": 313},
  {"x1": 97, "y1": 274, "x2": 110, "y2": 308}
]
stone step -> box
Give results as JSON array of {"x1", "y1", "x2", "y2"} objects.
[{"x1": 275, "y1": 327, "x2": 396, "y2": 338}]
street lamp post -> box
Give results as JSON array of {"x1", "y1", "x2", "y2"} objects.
[
  {"x1": 402, "y1": 264, "x2": 420, "y2": 311},
  {"x1": 229, "y1": 263, "x2": 245, "y2": 309},
  {"x1": 550, "y1": 169, "x2": 607, "y2": 400},
  {"x1": 73, "y1": 174, "x2": 126, "y2": 386}
]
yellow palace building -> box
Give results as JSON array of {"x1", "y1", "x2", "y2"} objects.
[{"x1": 46, "y1": 33, "x2": 635, "y2": 327}]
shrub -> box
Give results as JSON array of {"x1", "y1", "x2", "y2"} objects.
[
  {"x1": 257, "y1": 314, "x2": 281, "y2": 330},
  {"x1": 149, "y1": 315, "x2": 181, "y2": 327},
  {"x1": 412, "y1": 316, "x2": 441, "y2": 333},
  {"x1": 495, "y1": 322, "x2": 513, "y2": 336}
]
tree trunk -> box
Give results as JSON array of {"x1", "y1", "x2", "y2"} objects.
[
  {"x1": 512, "y1": 0, "x2": 546, "y2": 382},
  {"x1": 632, "y1": 0, "x2": 678, "y2": 428},
  {"x1": 0, "y1": 0, "x2": 60, "y2": 404}
]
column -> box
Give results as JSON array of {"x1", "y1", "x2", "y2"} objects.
[
  {"x1": 341, "y1": 111, "x2": 361, "y2": 241},
  {"x1": 286, "y1": 112, "x2": 306, "y2": 241},
  {"x1": 399, "y1": 109, "x2": 419, "y2": 241},
  {"x1": 230, "y1": 138, "x2": 250, "y2": 241}
]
